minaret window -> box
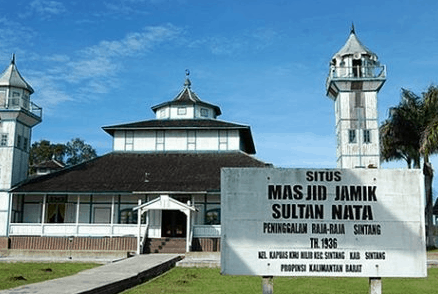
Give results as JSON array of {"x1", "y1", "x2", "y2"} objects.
[
  {"x1": 363, "y1": 130, "x2": 371, "y2": 143},
  {"x1": 352, "y1": 59, "x2": 362, "y2": 77},
  {"x1": 348, "y1": 130, "x2": 357, "y2": 143},
  {"x1": 16, "y1": 135, "x2": 22, "y2": 149},
  {"x1": 0, "y1": 133, "x2": 8, "y2": 146},
  {"x1": 23, "y1": 137, "x2": 28, "y2": 151}
]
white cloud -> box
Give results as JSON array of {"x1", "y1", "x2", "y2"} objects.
[
  {"x1": 27, "y1": 72, "x2": 74, "y2": 112},
  {"x1": 0, "y1": 18, "x2": 35, "y2": 52},
  {"x1": 30, "y1": 0, "x2": 66, "y2": 16},
  {"x1": 103, "y1": 1, "x2": 149, "y2": 16},
  {"x1": 189, "y1": 27, "x2": 279, "y2": 56},
  {"x1": 27, "y1": 24, "x2": 182, "y2": 108},
  {"x1": 82, "y1": 25, "x2": 181, "y2": 59}
]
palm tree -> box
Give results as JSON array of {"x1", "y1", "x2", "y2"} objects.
[
  {"x1": 419, "y1": 85, "x2": 438, "y2": 248},
  {"x1": 380, "y1": 88, "x2": 423, "y2": 169},
  {"x1": 380, "y1": 85, "x2": 438, "y2": 248}
]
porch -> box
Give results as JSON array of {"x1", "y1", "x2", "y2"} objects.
[
  {"x1": 6, "y1": 224, "x2": 221, "y2": 254},
  {"x1": 7, "y1": 193, "x2": 221, "y2": 253}
]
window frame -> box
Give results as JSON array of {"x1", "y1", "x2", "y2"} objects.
[
  {"x1": 0, "y1": 133, "x2": 8, "y2": 146},
  {"x1": 363, "y1": 129, "x2": 371, "y2": 144},
  {"x1": 348, "y1": 129, "x2": 357, "y2": 143}
]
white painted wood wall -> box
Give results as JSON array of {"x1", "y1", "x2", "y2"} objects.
[{"x1": 113, "y1": 129, "x2": 240, "y2": 152}]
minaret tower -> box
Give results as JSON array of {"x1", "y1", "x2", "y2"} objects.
[
  {"x1": 0, "y1": 56, "x2": 42, "y2": 237},
  {"x1": 326, "y1": 26, "x2": 386, "y2": 168}
]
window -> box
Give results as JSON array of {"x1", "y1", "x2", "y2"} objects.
[
  {"x1": 187, "y1": 130, "x2": 196, "y2": 150},
  {"x1": 177, "y1": 107, "x2": 187, "y2": 115},
  {"x1": 119, "y1": 209, "x2": 138, "y2": 224},
  {"x1": 0, "y1": 90, "x2": 6, "y2": 106},
  {"x1": 205, "y1": 208, "x2": 220, "y2": 225},
  {"x1": 156, "y1": 131, "x2": 164, "y2": 150},
  {"x1": 352, "y1": 59, "x2": 362, "y2": 77},
  {"x1": 0, "y1": 134, "x2": 8, "y2": 146},
  {"x1": 46, "y1": 195, "x2": 67, "y2": 223},
  {"x1": 16, "y1": 135, "x2": 22, "y2": 149},
  {"x1": 125, "y1": 131, "x2": 134, "y2": 151},
  {"x1": 159, "y1": 109, "x2": 166, "y2": 118},
  {"x1": 200, "y1": 108, "x2": 209, "y2": 117},
  {"x1": 23, "y1": 137, "x2": 28, "y2": 151},
  {"x1": 348, "y1": 130, "x2": 356, "y2": 143},
  {"x1": 94, "y1": 207, "x2": 111, "y2": 224},
  {"x1": 219, "y1": 130, "x2": 228, "y2": 150},
  {"x1": 364, "y1": 130, "x2": 371, "y2": 143}
]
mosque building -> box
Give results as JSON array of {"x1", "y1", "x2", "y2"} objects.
[
  {"x1": 0, "y1": 60, "x2": 267, "y2": 256},
  {"x1": 2, "y1": 27, "x2": 433, "y2": 257}
]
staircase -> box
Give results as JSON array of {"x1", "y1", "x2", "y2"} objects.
[{"x1": 145, "y1": 238, "x2": 186, "y2": 254}]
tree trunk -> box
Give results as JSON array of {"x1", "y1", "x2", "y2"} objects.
[{"x1": 423, "y1": 161, "x2": 435, "y2": 248}]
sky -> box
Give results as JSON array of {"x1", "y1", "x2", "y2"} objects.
[{"x1": 1, "y1": 0, "x2": 438, "y2": 195}]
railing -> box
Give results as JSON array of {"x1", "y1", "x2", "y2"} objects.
[
  {"x1": 193, "y1": 225, "x2": 221, "y2": 238},
  {"x1": 0, "y1": 97, "x2": 42, "y2": 118},
  {"x1": 10, "y1": 223, "x2": 221, "y2": 238},
  {"x1": 326, "y1": 65, "x2": 386, "y2": 88},
  {"x1": 9, "y1": 223, "x2": 148, "y2": 237}
]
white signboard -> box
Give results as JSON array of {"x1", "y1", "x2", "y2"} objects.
[{"x1": 221, "y1": 168, "x2": 427, "y2": 277}]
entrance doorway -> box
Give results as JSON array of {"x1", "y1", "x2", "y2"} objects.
[{"x1": 161, "y1": 210, "x2": 187, "y2": 237}]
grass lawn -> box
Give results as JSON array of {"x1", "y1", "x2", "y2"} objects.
[
  {"x1": 0, "y1": 262, "x2": 100, "y2": 290},
  {"x1": 122, "y1": 267, "x2": 438, "y2": 294}
]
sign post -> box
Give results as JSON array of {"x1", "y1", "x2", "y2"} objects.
[
  {"x1": 221, "y1": 168, "x2": 426, "y2": 291},
  {"x1": 262, "y1": 276, "x2": 273, "y2": 294}
]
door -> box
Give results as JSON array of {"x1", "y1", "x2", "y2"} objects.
[{"x1": 161, "y1": 210, "x2": 186, "y2": 237}]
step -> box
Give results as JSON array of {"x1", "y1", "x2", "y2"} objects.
[{"x1": 145, "y1": 238, "x2": 186, "y2": 254}]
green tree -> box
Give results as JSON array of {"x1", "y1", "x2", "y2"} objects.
[
  {"x1": 64, "y1": 138, "x2": 98, "y2": 166},
  {"x1": 30, "y1": 138, "x2": 97, "y2": 174},
  {"x1": 380, "y1": 88, "x2": 423, "y2": 169},
  {"x1": 380, "y1": 85, "x2": 438, "y2": 247},
  {"x1": 29, "y1": 140, "x2": 66, "y2": 169},
  {"x1": 419, "y1": 86, "x2": 438, "y2": 248}
]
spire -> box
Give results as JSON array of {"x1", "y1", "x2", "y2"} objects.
[
  {"x1": 151, "y1": 69, "x2": 222, "y2": 117},
  {"x1": 332, "y1": 26, "x2": 376, "y2": 59},
  {"x1": 184, "y1": 69, "x2": 191, "y2": 89},
  {"x1": 0, "y1": 55, "x2": 34, "y2": 94}
]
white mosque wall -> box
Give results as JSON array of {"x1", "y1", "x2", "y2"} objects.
[{"x1": 112, "y1": 129, "x2": 241, "y2": 152}]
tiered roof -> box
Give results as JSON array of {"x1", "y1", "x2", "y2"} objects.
[
  {"x1": 0, "y1": 55, "x2": 34, "y2": 93},
  {"x1": 12, "y1": 152, "x2": 268, "y2": 193}
]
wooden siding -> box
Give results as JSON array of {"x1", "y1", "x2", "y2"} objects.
[
  {"x1": 9, "y1": 236, "x2": 136, "y2": 251},
  {"x1": 192, "y1": 238, "x2": 220, "y2": 252}
]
